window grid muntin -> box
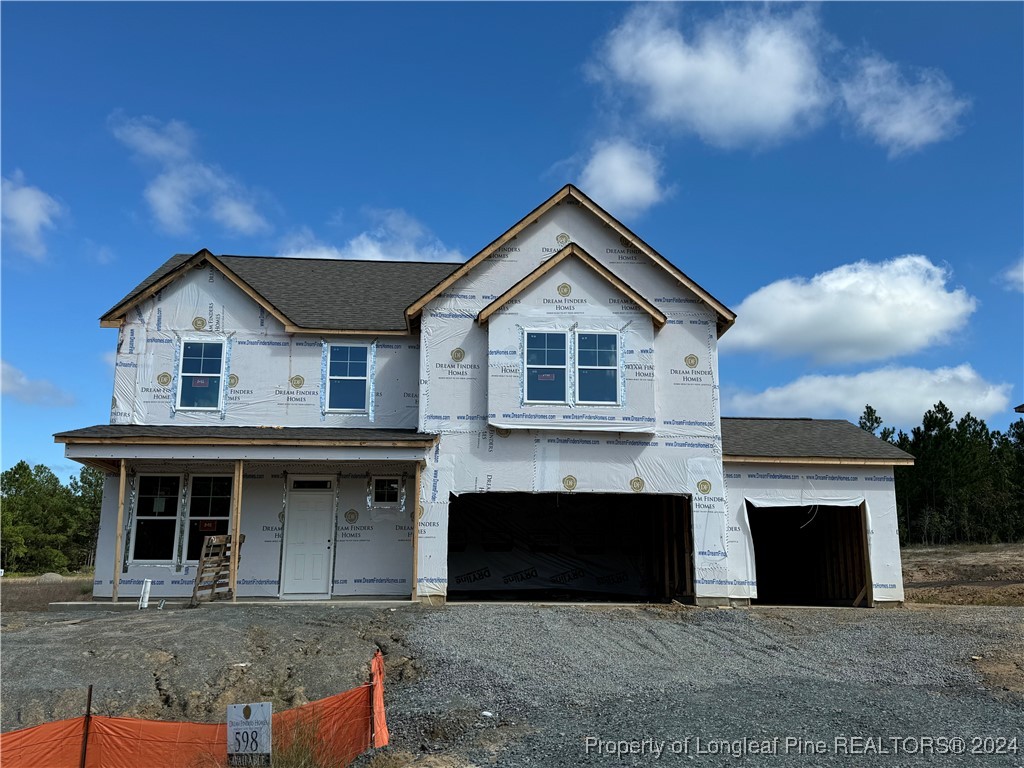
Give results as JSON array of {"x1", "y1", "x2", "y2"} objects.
[
  {"x1": 178, "y1": 340, "x2": 224, "y2": 410},
  {"x1": 373, "y1": 477, "x2": 400, "y2": 504},
  {"x1": 576, "y1": 331, "x2": 619, "y2": 404},
  {"x1": 525, "y1": 331, "x2": 568, "y2": 404},
  {"x1": 131, "y1": 474, "x2": 182, "y2": 562},
  {"x1": 327, "y1": 344, "x2": 370, "y2": 412},
  {"x1": 185, "y1": 475, "x2": 233, "y2": 562}
]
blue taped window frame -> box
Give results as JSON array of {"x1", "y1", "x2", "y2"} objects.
[
  {"x1": 326, "y1": 343, "x2": 371, "y2": 413},
  {"x1": 523, "y1": 330, "x2": 568, "y2": 404},
  {"x1": 575, "y1": 330, "x2": 620, "y2": 405},
  {"x1": 176, "y1": 338, "x2": 225, "y2": 411}
]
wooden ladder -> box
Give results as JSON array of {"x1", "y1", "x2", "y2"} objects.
[{"x1": 189, "y1": 534, "x2": 245, "y2": 607}]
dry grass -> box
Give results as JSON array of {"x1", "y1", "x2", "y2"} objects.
[{"x1": 0, "y1": 575, "x2": 94, "y2": 612}]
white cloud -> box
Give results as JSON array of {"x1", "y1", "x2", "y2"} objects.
[
  {"x1": 723, "y1": 255, "x2": 976, "y2": 364},
  {"x1": 593, "y1": 5, "x2": 830, "y2": 148},
  {"x1": 103, "y1": 352, "x2": 117, "y2": 369},
  {"x1": 724, "y1": 364, "x2": 1011, "y2": 427},
  {"x1": 108, "y1": 112, "x2": 195, "y2": 162},
  {"x1": 278, "y1": 209, "x2": 462, "y2": 263},
  {"x1": 1, "y1": 361, "x2": 76, "y2": 407},
  {"x1": 109, "y1": 112, "x2": 270, "y2": 236},
  {"x1": 999, "y1": 256, "x2": 1024, "y2": 293},
  {"x1": 1, "y1": 171, "x2": 64, "y2": 259},
  {"x1": 840, "y1": 55, "x2": 970, "y2": 157},
  {"x1": 579, "y1": 139, "x2": 666, "y2": 216}
]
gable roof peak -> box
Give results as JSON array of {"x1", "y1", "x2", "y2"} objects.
[{"x1": 406, "y1": 184, "x2": 736, "y2": 336}]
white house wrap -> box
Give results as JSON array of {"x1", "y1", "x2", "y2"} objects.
[{"x1": 59, "y1": 185, "x2": 913, "y2": 607}]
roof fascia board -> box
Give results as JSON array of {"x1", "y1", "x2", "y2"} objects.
[
  {"x1": 477, "y1": 243, "x2": 667, "y2": 327},
  {"x1": 723, "y1": 454, "x2": 914, "y2": 466},
  {"x1": 283, "y1": 326, "x2": 411, "y2": 336},
  {"x1": 405, "y1": 185, "x2": 575, "y2": 319},
  {"x1": 63, "y1": 444, "x2": 430, "y2": 463},
  {"x1": 56, "y1": 435, "x2": 439, "y2": 448}
]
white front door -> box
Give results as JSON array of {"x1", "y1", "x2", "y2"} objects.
[{"x1": 282, "y1": 491, "x2": 333, "y2": 599}]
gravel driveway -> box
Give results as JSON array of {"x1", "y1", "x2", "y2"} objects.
[
  {"x1": 3, "y1": 603, "x2": 1022, "y2": 767},
  {"x1": 371, "y1": 603, "x2": 1024, "y2": 767}
]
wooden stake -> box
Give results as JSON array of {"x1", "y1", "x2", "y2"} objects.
[
  {"x1": 112, "y1": 460, "x2": 126, "y2": 603},
  {"x1": 79, "y1": 684, "x2": 93, "y2": 768},
  {"x1": 229, "y1": 460, "x2": 244, "y2": 603},
  {"x1": 412, "y1": 461, "x2": 422, "y2": 601}
]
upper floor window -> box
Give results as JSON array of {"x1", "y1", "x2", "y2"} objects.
[
  {"x1": 178, "y1": 341, "x2": 223, "y2": 410},
  {"x1": 327, "y1": 345, "x2": 369, "y2": 411},
  {"x1": 576, "y1": 332, "x2": 618, "y2": 404},
  {"x1": 525, "y1": 332, "x2": 567, "y2": 403},
  {"x1": 524, "y1": 330, "x2": 620, "y2": 405}
]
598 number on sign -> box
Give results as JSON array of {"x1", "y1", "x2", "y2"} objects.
[{"x1": 227, "y1": 702, "x2": 272, "y2": 767}]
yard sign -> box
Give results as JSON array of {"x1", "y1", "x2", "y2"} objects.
[{"x1": 227, "y1": 702, "x2": 272, "y2": 766}]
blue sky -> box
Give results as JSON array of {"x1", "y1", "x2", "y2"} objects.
[{"x1": 2, "y1": 2, "x2": 1022, "y2": 478}]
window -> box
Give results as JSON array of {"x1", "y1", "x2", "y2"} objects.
[
  {"x1": 373, "y1": 478, "x2": 400, "y2": 505},
  {"x1": 178, "y1": 341, "x2": 224, "y2": 410},
  {"x1": 525, "y1": 332, "x2": 567, "y2": 403},
  {"x1": 132, "y1": 476, "x2": 181, "y2": 561},
  {"x1": 576, "y1": 332, "x2": 618, "y2": 404},
  {"x1": 131, "y1": 475, "x2": 234, "y2": 562},
  {"x1": 185, "y1": 476, "x2": 233, "y2": 561},
  {"x1": 328, "y1": 345, "x2": 369, "y2": 411}
]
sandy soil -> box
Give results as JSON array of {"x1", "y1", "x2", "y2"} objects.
[{"x1": 902, "y1": 542, "x2": 1024, "y2": 607}]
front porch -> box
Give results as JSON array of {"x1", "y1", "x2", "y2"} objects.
[{"x1": 54, "y1": 426, "x2": 436, "y2": 603}]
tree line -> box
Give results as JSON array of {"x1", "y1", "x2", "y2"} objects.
[
  {"x1": 860, "y1": 403, "x2": 1024, "y2": 545},
  {"x1": 1, "y1": 462, "x2": 104, "y2": 573}
]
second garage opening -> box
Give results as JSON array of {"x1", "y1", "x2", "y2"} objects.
[
  {"x1": 447, "y1": 492, "x2": 693, "y2": 602},
  {"x1": 747, "y1": 502, "x2": 871, "y2": 606}
]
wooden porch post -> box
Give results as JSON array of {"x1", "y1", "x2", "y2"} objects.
[
  {"x1": 229, "y1": 460, "x2": 244, "y2": 602},
  {"x1": 111, "y1": 460, "x2": 127, "y2": 603},
  {"x1": 412, "y1": 460, "x2": 422, "y2": 601}
]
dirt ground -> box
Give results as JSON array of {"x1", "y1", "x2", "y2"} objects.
[
  {"x1": 2, "y1": 546, "x2": 1022, "y2": 766},
  {"x1": 901, "y1": 542, "x2": 1024, "y2": 606}
]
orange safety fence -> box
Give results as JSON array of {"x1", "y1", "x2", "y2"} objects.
[{"x1": 1, "y1": 650, "x2": 388, "y2": 768}]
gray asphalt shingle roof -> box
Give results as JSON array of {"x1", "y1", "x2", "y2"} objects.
[
  {"x1": 721, "y1": 418, "x2": 913, "y2": 462},
  {"x1": 101, "y1": 253, "x2": 461, "y2": 331}
]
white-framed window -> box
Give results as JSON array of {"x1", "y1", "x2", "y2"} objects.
[
  {"x1": 131, "y1": 475, "x2": 181, "y2": 562},
  {"x1": 576, "y1": 331, "x2": 619, "y2": 404},
  {"x1": 372, "y1": 477, "x2": 400, "y2": 506},
  {"x1": 185, "y1": 475, "x2": 233, "y2": 561},
  {"x1": 524, "y1": 331, "x2": 568, "y2": 403},
  {"x1": 327, "y1": 344, "x2": 370, "y2": 412},
  {"x1": 178, "y1": 340, "x2": 224, "y2": 410},
  {"x1": 130, "y1": 474, "x2": 234, "y2": 563}
]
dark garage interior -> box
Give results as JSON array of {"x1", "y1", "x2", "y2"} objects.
[
  {"x1": 747, "y1": 502, "x2": 870, "y2": 606},
  {"x1": 448, "y1": 492, "x2": 693, "y2": 602}
]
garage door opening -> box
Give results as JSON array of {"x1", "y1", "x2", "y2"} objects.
[
  {"x1": 747, "y1": 502, "x2": 871, "y2": 606},
  {"x1": 447, "y1": 493, "x2": 693, "y2": 602}
]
